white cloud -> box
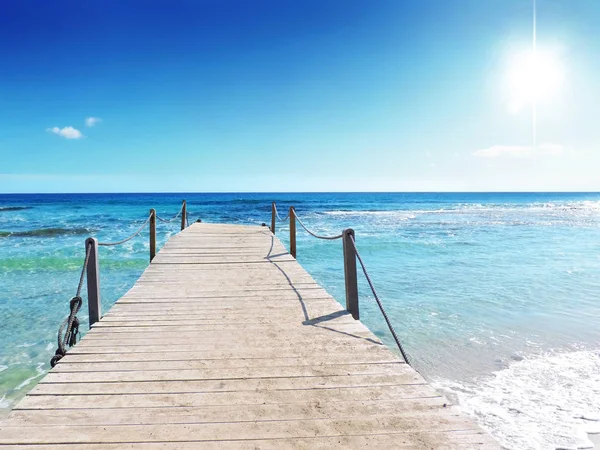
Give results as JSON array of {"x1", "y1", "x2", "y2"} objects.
[
  {"x1": 85, "y1": 117, "x2": 101, "y2": 127},
  {"x1": 46, "y1": 126, "x2": 84, "y2": 139},
  {"x1": 473, "y1": 143, "x2": 564, "y2": 158}
]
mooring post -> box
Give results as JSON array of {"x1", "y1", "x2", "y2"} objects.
[
  {"x1": 289, "y1": 206, "x2": 296, "y2": 258},
  {"x1": 181, "y1": 200, "x2": 187, "y2": 231},
  {"x1": 150, "y1": 208, "x2": 156, "y2": 262},
  {"x1": 271, "y1": 202, "x2": 276, "y2": 234},
  {"x1": 342, "y1": 228, "x2": 359, "y2": 320},
  {"x1": 85, "y1": 237, "x2": 101, "y2": 328}
]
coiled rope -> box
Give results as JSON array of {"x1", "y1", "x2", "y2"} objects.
[
  {"x1": 347, "y1": 234, "x2": 411, "y2": 364},
  {"x1": 97, "y1": 214, "x2": 152, "y2": 247},
  {"x1": 294, "y1": 212, "x2": 344, "y2": 240},
  {"x1": 50, "y1": 240, "x2": 91, "y2": 367}
]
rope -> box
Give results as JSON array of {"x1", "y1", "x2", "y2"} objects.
[
  {"x1": 273, "y1": 204, "x2": 290, "y2": 222},
  {"x1": 294, "y1": 213, "x2": 343, "y2": 240},
  {"x1": 50, "y1": 241, "x2": 91, "y2": 367},
  {"x1": 348, "y1": 234, "x2": 411, "y2": 365},
  {"x1": 97, "y1": 214, "x2": 152, "y2": 246},
  {"x1": 156, "y1": 203, "x2": 184, "y2": 223},
  {"x1": 185, "y1": 216, "x2": 202, "y2": 227},
  {"x1": 49, "y1": 201, "x2": 185, "y2": 367}
]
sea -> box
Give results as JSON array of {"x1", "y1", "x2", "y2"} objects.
[{"x1": 1, "y1": 192, "x2": 599, "y2": 449}]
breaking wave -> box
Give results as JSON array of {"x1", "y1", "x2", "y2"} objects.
[
  {"x1": 435, "y1": 350, "x2": 600, "y2": 450},
  {"x1": 0, "y1": 206, "x2": 31, "y2": 212},
  {"x1": 0, "y1": 227, "x2": 94, "y2": 238}
]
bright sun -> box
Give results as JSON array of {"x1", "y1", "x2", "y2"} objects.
[{"x1": 505, "y1": 48, "x2": 565, "y2": 113}]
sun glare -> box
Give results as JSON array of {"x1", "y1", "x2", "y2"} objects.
[{"x1": 505, "y1": 48, "x2": 565, "y2": 113}]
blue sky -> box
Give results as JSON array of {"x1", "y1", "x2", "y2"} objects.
[{"x1": 1, "y1": 0, "x2": 598, "y2": 192}]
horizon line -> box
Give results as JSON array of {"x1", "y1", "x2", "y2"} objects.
[{"x1": 2, "y1": 191, "x2": 600, "y2": 195}]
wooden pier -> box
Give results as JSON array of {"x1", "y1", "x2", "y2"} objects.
[{"x1": 0, "y1": 221, "x2": 498, "y2": 448}]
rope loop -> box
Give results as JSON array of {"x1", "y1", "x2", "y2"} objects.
[
  {"x1": 273, "y1": 203, "x2": 290, "y2": 222},
  {"x1": 294, "y1": 212, "x2": 343, "y2": 240},
  {"x1": 156, "y1": 203, "x2": 185, "y2": 223},
  {"x1": 98, "y1": 213, "x2": 152, "y2": 247}
]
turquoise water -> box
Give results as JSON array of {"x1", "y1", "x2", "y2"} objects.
[{"x1": 1, "y1": 193, "x2": 599, "y2": 449}]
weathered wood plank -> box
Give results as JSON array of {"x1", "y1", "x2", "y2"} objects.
[
  {"x1": 32, "y1": 375, "x2": 428, "y2": 395},
  {"x1": 5, "y1": 401, "x2": 457, "y2": 427},
  {"x1": 41, "y1": 364, "x2": 415, "y2": 383},
  {"x1": 0, "y1": 438, "x2": 498, "y2": 450},
  {"x1": 51, "y1": 358, "x2": 403, "y2": 372},
  {"x1": 0, "y1": 416, "x2": 484, "y2": 444},
  {"x1": 57, "y1": 348, "x2": 399, "y2": 363},
  {"x1": 15, "y1": 385, "x2": 445, "y2": 409}
]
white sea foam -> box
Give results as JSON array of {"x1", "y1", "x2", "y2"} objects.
[
  {"x1": 323, "y1": 201, "x2": 600, "y2": 218},
  {"x1": 322, "y1": 210, "x2": 416, "y2": 219},
  {"x1": 13, "y1": 364, "x2": 46, "y2": 391},
  {"x1": 0, "y1": 395, "x2": 10, "y2": 415},
  {"x1": 434, "y1": 350, "x2": 600, "y2": 450}
]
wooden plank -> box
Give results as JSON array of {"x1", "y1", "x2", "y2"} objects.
[
  {"x1": 0, "y1": 417, "x2": 484, "y2": 444},
  {"x1": 32, "y1": 375, "x2": 427, "y2": 395},
  {"x1": 41, "y1": 363, "x2": 414, "y2": 383},
  {"x1": 104, "y1": 301, "x2": 343, "y2": 312},
  {"x1": 0, "y1": 222, "x2": 497, "y2": 448},
  {"x1": 83, "y1": 324, "x2": 375, "y2": 337},
  {"x1": 57, "y1": 348, "x2": 399, "y2": 363},
  {"x1": 74, "y1": 333, "x2": 379, "y2": 346},
  {"x1": 15, "y1": 385, "x2": 445, "y2": 409},
  {"x1": 151, "y1": 255, "x2": 298, "y2": 264},
  {"x1": 0, "y1": 437, "x2": 498, "y2": 450},
  {"x1": 52, "y1": 358, "x2": 404, "y2": 371},
  {"x1": 5, "y1": 400, "x2": 456, "y2": 427},
  {"x1": 118, "y1": 289, "x2": 331, "y2": 300},
  {"x1": 84, "y1": 321, "x2": 371, "y2": 334}
]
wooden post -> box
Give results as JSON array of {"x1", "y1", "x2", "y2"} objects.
[
  {"x1": 289, "y1": 206, "x2": 296, "y2": 258},
  {"x1": 271, "y1": 202, "x2": 276, "y2": 234},
  {"x1": 150, "y1": 209, "x2": 156, "y2": 262},
  {"x1": 342, "y1": 229, "x2": 359, "y2": 320},
  {"x1": 85, "y1": 237, "x2": 101, "y2": 328},
  {"x1": 181, "y1": 200, "x2": 187, "y2": 231}
]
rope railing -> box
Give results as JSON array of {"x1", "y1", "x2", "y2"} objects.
[
  {"x1": 156, "y1": 203, "x2": 184, "y2": 223},
  {"x1": 273, "y1": 203, "x2": 290, "y2": 222},
  {"x1": 50, "y1": 199, "x2": 193, "y2": 366},
  {"x1": 348, "y1": 234, "x2": 410, "y2": 364},
  {"x1": 50, "y1": 239, "x2": 92, "y2": 367},
  {"x1": 294, "y1": 212, "x2": 344, "y2": 240},
  {"x1": 270, "y1": 201, "x2": 412, "y2": 366},
  {"x1": 51, "y1": 198, "x2": 409, "y2": 368},
  {"x1": 97, "y1": 213, "x2": 152, "y2": 247}
]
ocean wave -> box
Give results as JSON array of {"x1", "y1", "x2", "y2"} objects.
[
  {"x1": 435, "y1": 350, "x2": 600, "y2": 450},
  {"x1": 0, "y1": 227, "x2": 94, "y2": 238},
  {"x1": 322, "y1": 210, "x2": 416, "y2": 219},
  {"x1": 191, "y1": 199, "x2": 307, "y2": 206},
  {"x1": 0, "y1": 206, "x2": 31, "y2": 212},
  {"x1": 320, "y1": 201, "x2": 600, "y2": 224}
]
